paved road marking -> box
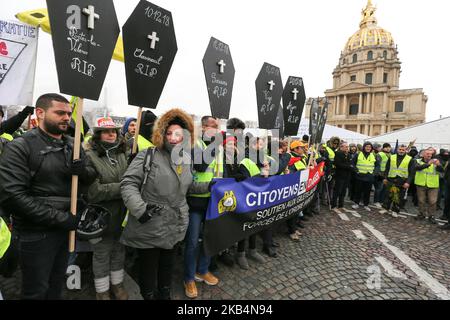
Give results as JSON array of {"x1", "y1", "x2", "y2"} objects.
[
  {"x1": 363, "y1": 222, "x2": 450, "y2": 300},
  {"x1": 352, "y1": 230, "x2": 367, "y2": 240},
  {"x1": 352, "y1": 212, "x2": 362, "y2": 218},
  {"x1": 342, "y1": 208, "x2": 361, "y2": 218},
  {"x1": 338, "y1": 213, "x2": 350, "y2": 221},
  {"x1": 375, "y1": 256, "x2": 407, "y2": 280}
]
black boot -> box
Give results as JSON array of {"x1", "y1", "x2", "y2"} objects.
[
  {"x1": 262, "y1": 245, "x2": 277, "y2": 258},
  {"x1": 158, "y1": 287, "x2": 171, "y2": 300}
]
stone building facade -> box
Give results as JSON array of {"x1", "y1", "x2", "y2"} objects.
[{"x1": 305, "y1": 0, "x2": 427, "y2": 137}]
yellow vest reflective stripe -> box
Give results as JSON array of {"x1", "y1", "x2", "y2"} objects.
[
  {"x1": 0, "y1": 133, "x2": 13, "y2": 141},
  {"x1": 0, "y1": 217, "x2": 11, "y2": 259},
  {"x1": 388, "y1": 155, "x2": 411, "y2": 179},
  {"x1": 137, "y1": 135, "x2": 154, "y2": 151},
  {"x1": 240, "y1": 158, "x2": 261, "y2": 177},
  {"x1": 356, "y1": 152, "x2": 376, "y2": 174},
  {"x1": 379, "y1": 152, "x2": 390, "y2": 172},
  {"x1": 415, "y1": 160, "x2": 439, "y2": 188}
]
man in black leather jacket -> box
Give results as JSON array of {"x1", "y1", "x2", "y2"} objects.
[{"x1": 0, "y1": 93, "x2": 97, "y2": 300}]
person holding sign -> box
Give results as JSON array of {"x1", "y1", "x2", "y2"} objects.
[
  {"x1": 233, "y1": 137, "x2": 268, "y2": 269},
  {"x1": 120, "y1": 108, "x2": 195, "y2": 300},
  {"x1": 0, "y1": 94, "x2": 97, "y2": 300},
  {"x1": 85, "y1": 117, "x2": 129, "y2": 300},
  {"x1": 286, "y1": 140, "x2": 309, "y2": 241}
]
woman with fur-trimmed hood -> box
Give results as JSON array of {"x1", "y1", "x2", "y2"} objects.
[{"x1": 120, "y1": 108, "x2": 197, "y2": 300}]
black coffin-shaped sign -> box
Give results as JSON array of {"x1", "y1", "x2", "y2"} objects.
[
  {"x1": 123, "y1": 0, "x2": 177, "y2": 109},
  {"x1": 202, "y1": 37, "x2": 235, "y2": 119},
  {"x1": 282, "y1": 76, "x2": 306, "y2": 137},
  {"x1": 273, "y1": 104, "x2": 284, "y2": 138},
  {"x1": 309, "y1": 98, "x2": 320, "y2": 143},
  {"x1": 255, "y1": 63, "x2": 283, "y2": 130},
  {"x1": 46, "y1": 0, "x2": 119, "y2": 100},
  {"x1": 316, "y1": 99, "x2": 329, "y2": 144}
]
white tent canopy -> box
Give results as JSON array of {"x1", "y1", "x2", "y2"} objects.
[
  {"x1": 296, "y1": 119, "x2": 369, "y2": 144},
  {"x1": 367, "y1": 116, "x2": 450, "y2": 151},
  {"x1": 244, "y1": 119, "x2": 368, "y2": 144}
]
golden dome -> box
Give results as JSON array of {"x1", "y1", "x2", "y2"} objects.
[{"x1": 345, "y1": 0, "x2": 395, "y2": 52}]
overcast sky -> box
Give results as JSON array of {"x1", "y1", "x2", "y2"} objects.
[{"x1": 3, "y1": 0, "x2": 449, "y2": 122}]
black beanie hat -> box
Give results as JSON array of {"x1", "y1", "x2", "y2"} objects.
[{"x1": 139, "y1": 110, "x2": 157, "y2": 140}]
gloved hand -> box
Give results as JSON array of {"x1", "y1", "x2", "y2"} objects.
[
  {"x1": 70, "y1": 158, "x2": 86, "y2": 176},
  {"x1": 61, "y1": 211, "x2": 82, "y2": 231},
  {"x1": 234, "y1": 174, "x2": 247, "y2": 182},
  {"x1": 208, "y1": 180, "x2": 217, "y2": 192},
  {"x1": 138, "y1": 203, "x2": 164, "y2": 224},
  {"x1": 22, "y1": 106, "x2": 35, "y2": 116}
]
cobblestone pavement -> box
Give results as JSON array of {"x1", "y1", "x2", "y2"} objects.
[{"x1": 1, "y1": 199, "x2": 449, "y2": 300}]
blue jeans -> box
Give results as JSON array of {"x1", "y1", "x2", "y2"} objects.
[{"x1": 184, "y1": 210, "x2": 210, "y2": 282}]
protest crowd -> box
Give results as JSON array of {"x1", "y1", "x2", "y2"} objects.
[
  {"x1": 0, "y1": 0, "x2": 449, "y2": 302},
  {"x1": 0, "y1": 99, "x2": 448, "y2": 301}
]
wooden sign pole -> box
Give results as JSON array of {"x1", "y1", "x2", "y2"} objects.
[
  {"x1": 69, "y1": 97, "x2": 84, "y2": 253},
  {"x1": 132, "y1": 107, "x2": 143, "y2": 154}
]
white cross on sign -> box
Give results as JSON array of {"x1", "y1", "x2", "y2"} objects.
[
  {"x1": 147, "y1": 32, "x2": 160, "y2": 50},
  {"x1": 268, "y1": 80, "x2": 275, "y2": 91},
  {"x1": 217, "y1": 60, "x2": 226, "y2": 74},
  {"x1": 82, "y1": 5, "x2": 100, "y2": 30},
  {"x1": 292, "y1": 88, "x2": 299, "y2": 101}
]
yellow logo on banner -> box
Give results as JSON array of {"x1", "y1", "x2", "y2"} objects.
[{"x1": 218, "y1": 191, "x2": 237, "y2": 214}]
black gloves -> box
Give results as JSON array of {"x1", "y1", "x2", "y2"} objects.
[
  {"x1": 234, "y1": 174, "x2": 247, "y2": 182},
  {"x1": 22, "y1": 106, "x2": 35, "y2": 116},
  {"x1": 70, "y1": 158, "x2": 86, "y2": 176},
  {"x1": 61, "y1": 211, "x2": 82, "y2": 231},
  {"x1": 138, "y1": 203, "x2": 164, "y2": 224}
]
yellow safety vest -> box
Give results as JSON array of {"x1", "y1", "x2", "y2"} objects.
[
  {"x1": 137, "y1": 135, "x2": 155, "y2": 151},
  {"x1": 0, "y1": 217, "x2": 11, "y2": 259},
  {"x1": 356, "y1": 152, "x2": 376, "y2": 174},
  {"x1": 0, "y1": 133, "x2": 13, "y2": 141},
  {"x1": 388, "y1": 155, "x2": 411, "y2": 179},
  {"x1": 189, "y1": 139, "x2": 224, "y2": 198},
  {"x1": 289, "y1": 153, "x2": 307, "y2": 172},
  {"x1": 415, "y1": 160, "x2": 439, "y2": 188},
  {"x1": 379, "y1": 152, "x2": 390, "y2": 172},
  {"x1": 323, "y1": 144, "x2": 335, "y2": 162},
  {"x1": 240, "y1": 158, "x2": 261, "y2": 177}
]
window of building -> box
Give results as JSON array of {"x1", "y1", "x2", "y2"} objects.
[
  {"x1": 350, "y1": 75, "x2": 356, "y2": 82},
  {"x1": 365, "y1": 73, "x2": 373, "y2": 85},
  {"x1": 395, "y1": 101, "x2": 404, "y2": 112},
  {"x1": 352, "y1": 54, "x2": 357, "y2": 63},
  {"x1": 349, "y1": 104, "x2": 359, "y2": 115},
  {"x1": 383, "y1": 50, "x2": 388, "y2": 59},
  {"x1": 367, "y1": 51, "x2": 373, "y2": 60}
]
